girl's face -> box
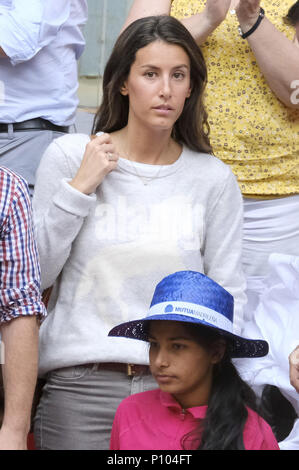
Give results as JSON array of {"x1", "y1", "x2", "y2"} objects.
[
  {"x1": 149, "y1": 321, "x2": 225, "y2": 409},
  {"x1": 121, "y1": 40, "x2": 192, "y2": 133}
]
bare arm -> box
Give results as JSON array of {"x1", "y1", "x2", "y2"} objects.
[
  {"x1": 0, "y1": 173, "x2": 46, "y2": 449},
  {"x1": 180, "y1": 0, "x2": 232, "y2": 44},
  {"x1": 0, "y1": 317, "x2": 39, "y2": 450},
  {"x1": 179, "y1": 0, "x2": 299, "y2": 104},
  {"x1": 122, "y1": 0, "x2": 231, "y2": 43},
  {"x1": 121, "y1": 0, "x2": 171, "y2": 32},
  {"x1": 236, "y1": 0, "x2": 299, "y2": 109}
]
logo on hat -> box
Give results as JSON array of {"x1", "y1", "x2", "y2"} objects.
[
  {"x1": 109, "y1": 271, "x2": 269, "y2": 359},
  {"x1": 164, "y1": 304, "x2": 174, "y2": 313}
]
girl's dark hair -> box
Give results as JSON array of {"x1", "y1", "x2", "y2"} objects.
[
  {"x1": 92, "y1": 15, "x2": 212, "y2": 154},
  {"x1": 180, "y1": 324, "x2": 258, "y2": 450},
  {"x1": 284, "y1": 1, "x2": 299, "y2": 25},
  {"x1": 260, "y1": 384, "x2": 297, "y2": 443}
]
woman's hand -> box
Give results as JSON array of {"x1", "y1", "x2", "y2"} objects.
[
  {"x1": 236, "y1": 0, "x2": 261, "y2": 33},
  {"x1": 69, "y1": 133, "x2": 119, "y2": 195},
  {"x1": 289, "y1": 346, "x2": 299, "y2": 393},
  {"x1": 204, "y1": 0, "x2": 232, "y2": 28}
]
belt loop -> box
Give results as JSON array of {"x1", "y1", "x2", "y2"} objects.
[
  {"x1": 127, "y1": 364, "x2": 134, "y2": 377},
  {"x1": 8, "y1": 123, "x2": 13, "y2": 139}
]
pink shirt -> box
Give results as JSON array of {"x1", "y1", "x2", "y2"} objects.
[{"x1": 110, "y1": 389, "x2": 279, "y2": 450}]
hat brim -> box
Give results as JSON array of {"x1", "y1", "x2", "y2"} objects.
[{"x1": 108, "y1": 314, "x2": 268, "y2": 358}]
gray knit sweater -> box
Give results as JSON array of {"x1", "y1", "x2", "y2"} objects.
[{"x1": 33, "y1": 133, "x2": 246, "y2": 376}]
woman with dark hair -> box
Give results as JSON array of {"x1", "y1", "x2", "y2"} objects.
[
  {"x1": 109, "y1": 271, "x2": 279, "y2": 450},
  {"x1": 92, "y1": 16, "x2": 211, "y2": 154},
  {"x1": 32, "y1": 16, "x2": 246, "y2": 449}
]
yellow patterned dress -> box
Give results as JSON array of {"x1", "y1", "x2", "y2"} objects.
[{"x1": 171, "y1": 0, "x2": 299, "y2": 197}]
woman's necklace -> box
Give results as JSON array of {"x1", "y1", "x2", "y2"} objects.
[
  {"x1": 120, "y1": 149, "x2": 165, "y2": 186},
  {"x1": 126, "y1": 159, "x2": 163, "y2": 186}
]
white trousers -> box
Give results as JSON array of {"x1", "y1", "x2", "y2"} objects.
[
  {"x1": 238, "y1": 195, "x2": 299, "y2": 450},
  {"x1": 242, "y1": 195, "x2": 299, "y2": 320}
]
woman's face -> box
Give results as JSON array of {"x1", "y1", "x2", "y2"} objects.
[
  {"x1": 148, "y1": 321, "x2": 225, "y2": 409},
  {"x1": 121, "y1": 40, "x2": 192, "y2": 132}
]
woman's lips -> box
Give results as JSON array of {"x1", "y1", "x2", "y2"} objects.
[
  {"x1": 155, "y1": 374, "x2": 176, "y2": 384},
  {"x1": 153, "y1": 105, "x2": 174, "y2": 115}
]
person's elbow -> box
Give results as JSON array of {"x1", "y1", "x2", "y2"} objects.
[{"x1": 1, "y1": 26, "x2": 41, "y2": 65}]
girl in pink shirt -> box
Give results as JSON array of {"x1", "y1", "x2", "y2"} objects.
[{"x1": 109, "y1": 271, "x2": 279, "y2": 450}]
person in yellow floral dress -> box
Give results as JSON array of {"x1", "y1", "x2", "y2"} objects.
[{"x1": 123, "y1": 1, "x2": 299, "y2": 450}]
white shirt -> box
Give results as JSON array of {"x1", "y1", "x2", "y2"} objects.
[
  {"x1": 32, "y1": 133, "x2": 247, "y2": 376},
  {"x1": 0, "y1": 0, "x2": 87, "y2": 125},
  {"x1": 235, "y1": 253, "x2": 299, "y2": 450}
]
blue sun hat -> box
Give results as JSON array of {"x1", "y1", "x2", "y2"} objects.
[{"x1": 108, "y1": 271, "x2": 269, "y2": 358}]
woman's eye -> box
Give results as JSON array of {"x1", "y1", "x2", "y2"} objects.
[
  {"x1": 149, "y1": 341, "x2": 158, "y2": 349},
  {"x1": 173, "y1": 72, "x2": 185, "y2": 80},
  {"x1": 145, "y1": 71, "x2": 156, "y2": 78},
  {"x1": 172, "y1": 343, "x2": 185, "y2": 350}
]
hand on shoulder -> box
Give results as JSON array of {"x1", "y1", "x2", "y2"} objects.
[{"x1": 69, "y1": 133, "x2": 119, "y2": 195}]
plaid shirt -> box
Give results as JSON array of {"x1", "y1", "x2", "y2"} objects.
[{"x1": 0, "y1": 167, "x2": 47, "y2": 324}]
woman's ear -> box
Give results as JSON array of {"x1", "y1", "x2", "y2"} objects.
[
  {"x1": 120, "y1": 83, "x2": 128, "y2": 96},
  {"x1": 210, "y1": 339, "x2": 226, "y2": 364},
  {"x1": 186, "y1": 78, "x2": 193, "y2": 99},
  {"x1": 186, "y1": 87, "x2": 192, "y2": 98}
]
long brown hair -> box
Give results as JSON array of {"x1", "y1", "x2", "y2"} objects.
[
  {"x1": 92, "y1": 15, "x2": 212, "y2": 154},
  {"x1": 180, "y1": 323, "x2": 258, "y2": 450}
]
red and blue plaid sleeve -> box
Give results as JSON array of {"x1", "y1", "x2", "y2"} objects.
[{"x1": 0, "y1": 167, "x2": 47, "y2": 323}]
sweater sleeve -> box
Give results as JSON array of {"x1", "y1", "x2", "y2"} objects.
[
  {"x1": 32, "y1": 137, "x2": 96, "y2": 290},
  {"x1": 203, "y1": 167, "x2": 247, "y2": 335}
]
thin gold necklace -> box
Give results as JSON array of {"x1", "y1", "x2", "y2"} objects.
[
  {"x1": 127, "y1": 159, "x2": 163, "y2": 186},
  {"x1": 120, "y1": 150, "x2": 165, "y2": 186}
]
